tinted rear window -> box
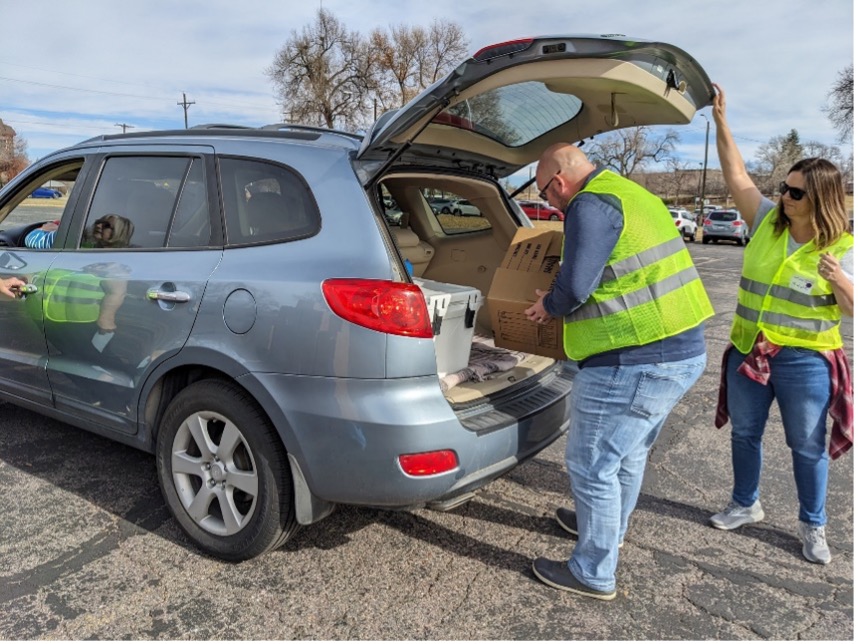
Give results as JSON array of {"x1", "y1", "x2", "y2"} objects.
[
  {"x1": 709, "y1": 211, "x2": 738, "y2": 221},
  {"x1": 433, "y1": 81, "x2": 583, "y2": 147}
]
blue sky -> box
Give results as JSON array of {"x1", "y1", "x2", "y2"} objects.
[{"x1": 1, "y1": 0, "x2": 853, "y2": 184}]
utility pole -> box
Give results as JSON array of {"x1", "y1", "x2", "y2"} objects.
[
  {"x1": 698, "y1": 114, "x2": 710, "y2": 226},
  {"x1": 114, "y1": 123, "x2": 134, "y2": 133},
  {"x1": 177, "y1": 92, "x2": 195, "y2": 129}
]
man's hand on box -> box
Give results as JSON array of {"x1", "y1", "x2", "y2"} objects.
[{"x1": 524, "y1": 289, "x2": 552, "y2": 325}]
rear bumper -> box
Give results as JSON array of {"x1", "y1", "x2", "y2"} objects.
[
  {"x1": 240, "y1": 368, "x2": 572, "y2": 507},
  {"x1": 703, "y1": 229, "x2": 744, "y2": 239}
]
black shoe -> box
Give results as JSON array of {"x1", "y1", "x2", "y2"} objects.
[
  {"x1": 555, "y1": 508, "x2": 624, "y2": 548},
  {"x1": 531, "y1": 557, "x2": 617, "y2": 600}
]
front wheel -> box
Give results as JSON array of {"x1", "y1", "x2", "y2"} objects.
[
  {"x1": 549, "y1": 214, "x2": 560, "y2": 221},
  {"x1": 156, "y1": 379, "x2": 298, "y2": 560}
]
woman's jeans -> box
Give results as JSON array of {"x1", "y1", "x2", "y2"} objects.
[
  {"x1": 726, "y1": 346, "x2": 831, "y2": 526},
  {"x1": 565, "y1": 354, "x2": 707, "y2": 591}
]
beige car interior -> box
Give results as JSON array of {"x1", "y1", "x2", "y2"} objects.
[{"x1": 381, "y1": 173, "x2": 555, "y2": 404}]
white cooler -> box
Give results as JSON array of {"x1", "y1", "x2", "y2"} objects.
[{"x1": 414, "y1": 278, "x2": 484, "y2": 375}]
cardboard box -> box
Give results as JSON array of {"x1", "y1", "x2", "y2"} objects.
[{"x1": 487, "y1": 228, "x2": 567, "y2": 360}]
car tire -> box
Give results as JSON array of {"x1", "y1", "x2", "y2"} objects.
[
  {"x1": 156, "y1": 379, "x2": 298, "y2": 561},
  {"x1": 737, "y1": 237, "x2": 745, "y2": 247},
  {"x1": 687, "y1": 230, "x2": 696, "y2": 242},
  {"x1": 441, "y1": 207, "x2": 451, "y2": 214},
  {"x1": 702, "y1": 236, "x2": 710, "y2": 244},
  {"x1": 549, "y1": 214, "x2": 560, "y2": 221},
  {"x1": 453, "y1": 209, "x2": 462, "y2": 216}
]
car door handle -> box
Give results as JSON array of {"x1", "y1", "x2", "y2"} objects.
[{"x1": 147, "y1": 288, "x2": 191, "y2": 303}]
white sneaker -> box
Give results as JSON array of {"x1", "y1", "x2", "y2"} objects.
[
  {"x1": 798, "y1": 522, "x2": 831, "y2": 565},
  {"x1": 709, "y1": 500, "x2": 764, "y2": 530}
]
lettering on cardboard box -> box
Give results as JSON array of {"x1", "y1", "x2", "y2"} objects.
[{"x1": 542, "y1": 255, "x2": 560, "y2": 274}]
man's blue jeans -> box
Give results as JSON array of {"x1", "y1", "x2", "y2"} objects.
[
  {"x1": 726, "y1": 346, "x2": 831, "y2": 526},
  {"x1": 565, "y1": 355, "x2": 707, "y2": 591}
]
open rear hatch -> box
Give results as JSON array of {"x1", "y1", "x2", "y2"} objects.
[
  {"x1": 356, "y1": 34, "x2": 714, "y2": 181},
  {"x1": 362, "y1": 34, "x2": 714, "y2": 404}
]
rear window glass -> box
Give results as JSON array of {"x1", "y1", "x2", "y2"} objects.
[
  {"x1": 709, "y1": 211, "x2": 738, "y2": 221},
  {"x1": 432, "y1": 81, "x2": 583, "y2": 148},
  {"x1": 422, "y1": 190, "x2": 491, "y2": 235},
  {"x1": 219, "y1": 157, "x2": 320, "y2": 245}
]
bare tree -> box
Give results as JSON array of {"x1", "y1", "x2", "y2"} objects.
[
  {"x1": 267, "y1": 9, "x2": 374, "y2": 130},
  {"x1": 659, "y1": 158, "x2": 697, "y2": 206},
  {"x1": 584, "y1": 127, "x2": 679, "y2": 177},
  {"x1": 754, "y1": 129, "x2": 804, "y2": 193},
  {"x1": 824, "y1": 64, "x2": 853, "y2": 144},
  {"x1": 370, "y1": 19, "x2": 468, "y2": 116},
  {"x1": 268, "y1": 11, "x2": 468, "y2": 131},
  {"x1": 0, "y1": 123, "x2": 29, "y2": 186}
]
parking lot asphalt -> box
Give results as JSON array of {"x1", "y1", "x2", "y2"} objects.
[{"x1": 0, "y1": 241, "x2": 852, "y2": 640}]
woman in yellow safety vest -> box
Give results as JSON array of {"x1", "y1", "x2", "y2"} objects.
[{"x1": 708, "y1": 84, "x2": 853, "y2": 566}]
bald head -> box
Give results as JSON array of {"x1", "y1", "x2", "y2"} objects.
[{"x1": 535, "y1": 143, "x2": 596, "y2": 209}]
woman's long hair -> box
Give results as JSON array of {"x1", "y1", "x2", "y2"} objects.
[
  {"x1": 774, "y1": 157, "x2": 849, "y2": 249},
  {"x1": 84, "y1": 214, "x2": 135, "y2": 248}
]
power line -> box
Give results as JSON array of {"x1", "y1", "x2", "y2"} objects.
[{"x1": 0, "y1": 71, "x2": 274, "y2": 111}]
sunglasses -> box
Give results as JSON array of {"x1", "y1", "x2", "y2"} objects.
[
  {"x1": 778, "y1": 181, "x2": 807, "y2": 201},
  {"x1": 538, "y1": 171, "x2": 560, "y2": 201}
]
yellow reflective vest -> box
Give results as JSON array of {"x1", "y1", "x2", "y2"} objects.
[
  {"x1": 563, "y1": 171, "x2": 714, "y2": 361},
  {"x1": 42, "y1": 269, "x2": 104, "y2": 323},
  {"x1": 730, "y1": 207, "x2": 853, "y2": 352}
]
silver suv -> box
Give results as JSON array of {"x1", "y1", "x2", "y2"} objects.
[
  {"x1": 0, "y1": 35, "x2": 714, "y2": 560},
  {"x1": 702, "y1": 209, "x2": 749, "y2": 245}
]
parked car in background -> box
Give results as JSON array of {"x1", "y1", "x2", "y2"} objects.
[
  {"x1": 0, "y1": 34, "x2": 715, "y2": 561},
  {"x1": 452, "y1": 199, "x2": 481, "y2": 216},
  {"x1": 668, "y1": 208, "x2": 697, "y2": 242},
  {"x1": 516, "y1": 199, "x2": 564, "y2": 221},
  {"x1": 30, "y1": 187, "x2": 62, "y2": 199},
  {"x1": 702, "y1": 209, "x2": 749, "y2": 245},
  {"x1": 426, "y1": 196, "x2": 457, "y2": 214}
]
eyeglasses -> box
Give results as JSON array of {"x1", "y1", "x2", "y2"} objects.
[
  {"x1": 538, "y1": 171, "x2": 560, "y2": 201},
  {"x1": 778, "y1": 181, "x2": 807, "y2": 201}
]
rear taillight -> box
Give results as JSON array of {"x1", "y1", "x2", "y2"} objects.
[
  {"x1": 703, "y1": 219, "x2": 712, "y2": 226},
  {"x1": 674, "y1": 220, "x2": 682, "y2": 227},
  {"x1": 399, "y1": 450, "x2": 459, "y2": 476},
  {"x1": 731, "y1": 220, "x2": 743, "y2": 227},
  {"x1": 322, "y1": 279, "x2": 432, "y2": 338}
]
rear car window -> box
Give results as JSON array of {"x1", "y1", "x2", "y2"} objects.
[
  {"x1": 709, "y1": 211, "x2": 737, "y2": 221},
  {"x1": 422, "y1": 190, "x2": 491, "y2": 235},
  {"x1": 432, "y1": 80, "x2": 583, "y2": 147},
  {"x1": 219, "y1": 157, "x2": 320, "y2": 245}
]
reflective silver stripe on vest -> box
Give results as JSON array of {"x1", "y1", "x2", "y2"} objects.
[
  {"x1": 600, "y1": 236, "x2": 687, "y2": 283},
  {"x1": 734, "y1": 302, "x2": 838, "y2": 332},
  {"x1": 568, "y1": 265, "x2": 701, "y2": 322},
  {"x1": 739, "y1": 276, "x2": 837, "y2": 307}
]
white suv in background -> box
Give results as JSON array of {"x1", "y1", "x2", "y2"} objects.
[{"x1": 669, "y1": 208, "x2": 697, "y2": 242}]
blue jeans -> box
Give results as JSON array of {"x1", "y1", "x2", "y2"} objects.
[
  {"x1": 565, "y1": 354, "x2": 706, "y2": 591},
  {"x1": 726, "y1": 346, "x2": 831, "y2": 526}
]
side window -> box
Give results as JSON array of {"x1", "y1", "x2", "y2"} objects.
[
  {"x1": 0, "y1": 160, "x2": 84, "y2": 249},
  {"x1": 219, "y1": 157, "x2": 320, "y2": 245},
  {"x1": 167, "y1": 159, "x2": 211, "y2": 248},
  {"x1": 422, "y1": 190, "x2": 491, "y2": 235},
  {"x1": 82, "y1": 156, "x2": 187, "y2": 249}
]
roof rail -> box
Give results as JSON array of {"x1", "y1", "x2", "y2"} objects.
[
  {"x1": 190, "y1": 123, "x2": 253, "y2": 130},
  {"x1": 261, "y1": 123, "x2": 363, "y2": 142}
]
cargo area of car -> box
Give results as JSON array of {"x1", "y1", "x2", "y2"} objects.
[{"x1": 376, "y1": 171, "x2": 559, "y2": 405}]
